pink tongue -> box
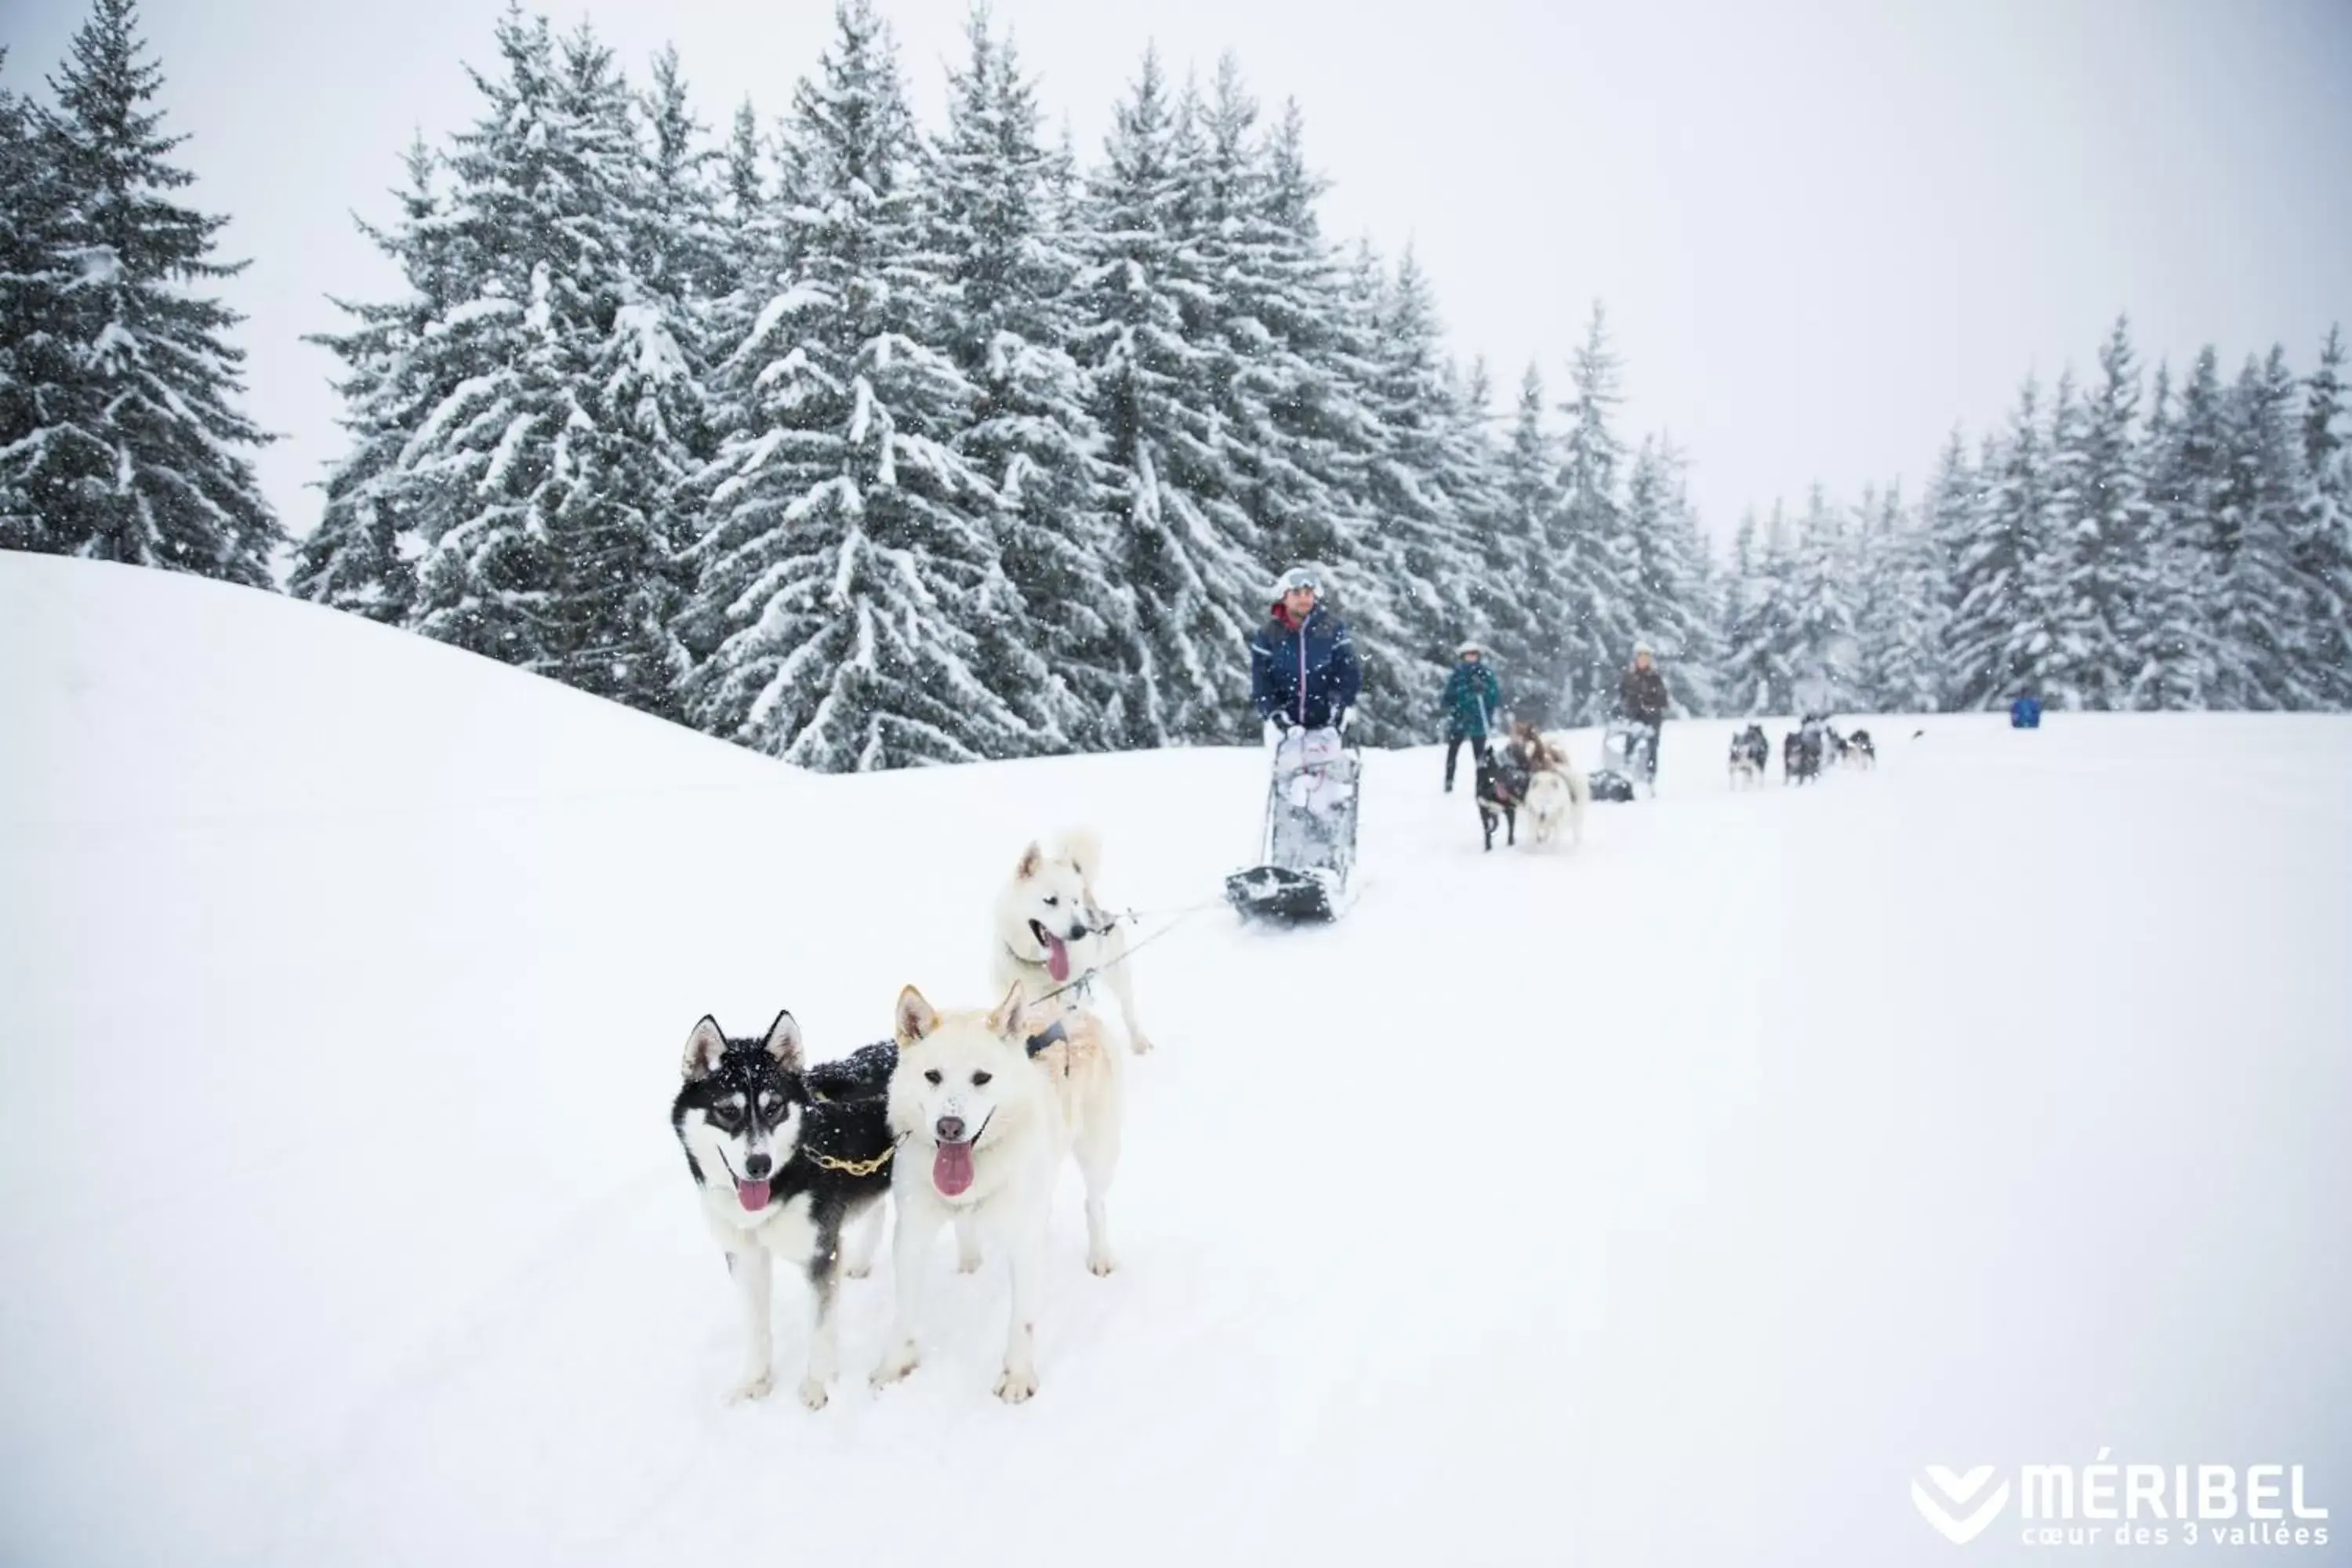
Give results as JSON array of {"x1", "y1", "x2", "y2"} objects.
[
  {"x1": 933, "y1": 1141, "x2": 975, "y2": 1197},
  {"x1": 1045, "y1": 933, "x2": 1069, "y2": 982},
  {"x1": 735, "y1": 1178, "x2": 771, "y2": 1212}
]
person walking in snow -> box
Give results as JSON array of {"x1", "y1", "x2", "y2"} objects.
[
  {"x1": 1439, "y1": 641, "x2": 1503, "y2": 793},
  {"x1": 1617, "y1": 644, "x2": 1671, "y2": 784},
  {"x1": 1250, "y1": 565, "x2": 1361, "y2": 736}
]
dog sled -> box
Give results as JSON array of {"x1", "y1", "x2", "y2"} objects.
[
  {"x1": 1224, "y1": 725, "x2": 1361, "y2": 923},
  {"x1": 1588, "y1": 717, "x2": 1657, "y2": 803}
]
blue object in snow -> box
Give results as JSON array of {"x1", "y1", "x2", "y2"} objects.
[{"x1": 2010, "y1": 696, "x2": 2042, "y2": 729}]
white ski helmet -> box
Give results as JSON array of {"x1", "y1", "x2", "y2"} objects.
[{"x1": 1272, "y1": 564, "x2": 1323, "y2": 597}]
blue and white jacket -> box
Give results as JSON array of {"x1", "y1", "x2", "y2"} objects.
[{"x1": 1249, "y1": 603, "x2": 1362, "y2": 730}]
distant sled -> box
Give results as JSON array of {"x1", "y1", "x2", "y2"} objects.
[
  {"x1": 1589, "y1": 717, "x2": 1657, "y2": 803},
  {"x1": 1225, "y1": 727, "x2": 1361, "y2": 923}
]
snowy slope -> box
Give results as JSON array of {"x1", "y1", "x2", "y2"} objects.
[{"x1": 2, "y1": 552, "x2": 2348, "y2": 1567}]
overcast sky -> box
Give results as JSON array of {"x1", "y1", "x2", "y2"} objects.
[{"x1": 5, "y1": 0, "x2": 2348, "y2": 548}]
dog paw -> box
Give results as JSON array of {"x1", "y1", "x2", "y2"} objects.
[
  {"x1": 957, "y1": 1251, "x2": 985, "y2": 1275},
  {"x1": 844, "y1": 1262, "x2": 871, "y2": 1280},
  {"x1": 727, "y1": 1370, "x2": 774, "y2": 1404},
  {"x1": 869, "y1": 1343, "x2": 919, "y2": 1388},
  {"x1": 1087, "y1": 1251, "x2": 1116, "y2": 1277},
  {"x1": 797, "y1": 1376, "x2": 830, "y2": 1411},
  {"x1": 994, "y1": 1366, "x2": 1039, "y2": 1404},
  {"x1": 1128, "y1": 1033, "x2": 1156, "y2": 1057}
]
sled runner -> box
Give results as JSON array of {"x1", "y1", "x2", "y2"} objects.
[
  {"x1": 1224, "y1": 726, "x2": 1361, "y2": 923},
  {"x1": 1589, "y1": 717, "x2": 1657, "y2": 803}
]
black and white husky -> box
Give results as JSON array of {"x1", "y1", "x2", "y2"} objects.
[
  {"x1": 1472, "y1": 742, "x2": 1523, "y2": 851},
  {"x1": 1728, "y1": 724, "x2": 1769, "y2": 788},
  {"x1": 672, "y1": 1011, "x2": 895, "y2": 1409}
]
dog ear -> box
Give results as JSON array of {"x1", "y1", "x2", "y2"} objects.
[
  {"x1": 986, "y1": 981, "x2": 1028, "y2": 1041},
  {"x1": 682, "y1": 1016, "x2": 727, "y2": 1080},
  {"x1": 761, "y1": 1010, "x2": 804, "y2": 1072},
  {"x1": 1014, "y1": 840, "x2": 1043, "y2": 880},
  {"x1": 894, "y1": 985, "x2": 939, "y2": 1048},
  {"x1": 1059, "y1": 827, "x2": 1101, "y2": 883}
]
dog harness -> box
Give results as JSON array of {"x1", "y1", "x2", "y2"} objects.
[{"x1": 805, "y1": 1145, "x2": 895, "y2": 1176}]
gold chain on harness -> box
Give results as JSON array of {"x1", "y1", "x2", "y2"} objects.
[{"x1": 805, "y1": 1146, "x2": 895, "y2": 1177}]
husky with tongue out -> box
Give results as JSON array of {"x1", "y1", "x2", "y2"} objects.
[
  {"x1": 993, "y1": 828, "x2": 1156, "y2": 1056},
  {"x1": 872, "y1": 980, "x2": 1124, "y2": 1404},
  {"x1": 672, "y1": 1011, "x2": 895, "y2": 1410}
]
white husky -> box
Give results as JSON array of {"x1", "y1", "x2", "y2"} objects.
[
  {"x1": 870, "y1": 982, "x2": 1123, "y2": 1403},
  {"x1": 992, "y1": 829, "x2": 1154, "y2": 1054},
  {"x1": 1524, "y1": 729, "x2": 1590, "y2": 849}
]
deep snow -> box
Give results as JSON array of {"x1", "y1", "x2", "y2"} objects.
[{"x1": 2, "y1": 553, "x2": 2347, "y2": 1566}]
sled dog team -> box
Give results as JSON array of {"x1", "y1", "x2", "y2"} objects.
[
  {"x1": 1471, "y1": 719, "x2": 1592, "y2": 852},
  {"x1": 672, "y1": 830, "x2": 1149, "y2": 1409},
  {"x1": 1740, "y1": 719, "x2": 1877, "y2": 786}
]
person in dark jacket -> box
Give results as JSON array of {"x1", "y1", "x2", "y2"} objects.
[
  {"x1": 1250, "y1": 565, "x2": 1360, "y2": 733},
  {"x1": 1617, "y1": 644, "x2": 1671, "y2": 781},
  {"x1": 1439, "y1": 641, "x2": 1503, "y2": 793}
]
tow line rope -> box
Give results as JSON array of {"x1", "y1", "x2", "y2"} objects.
[{"x1": 1029, "y1": 898, "x2": 1225, "y2": 1009}]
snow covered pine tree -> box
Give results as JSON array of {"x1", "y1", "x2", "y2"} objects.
[
  {"x1": 0, "y1": 0, "x2": 279, "y2": 584},
  {"x1": 686, "y1": 0, "x2": 1036, "y2": 769}
]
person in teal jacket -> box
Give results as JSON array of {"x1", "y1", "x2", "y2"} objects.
[{"x1": 1439, "y1": 641, "x2": 1503, "y2": 792}]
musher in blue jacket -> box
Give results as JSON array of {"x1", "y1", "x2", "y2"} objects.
[
  {"x1": 1439, "y1": 641, "x2": 1503, "y2": 793},
  {"x1": 1250, "y1": 564, "x2": 1361, "y2": 733}
]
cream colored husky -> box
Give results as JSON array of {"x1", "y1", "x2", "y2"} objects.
[
  {"x1": 869, "y1": 982, "x2": 1123, "y2": 1403},
  {"x1": 1522, "y1": 725, "x2": 1589, "y2": 849},
  {"x1": 991, "y1": 828, "x2": 1154, "y2": 1053}
]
